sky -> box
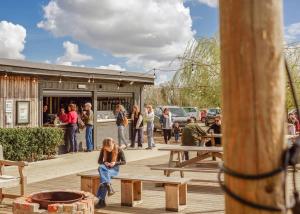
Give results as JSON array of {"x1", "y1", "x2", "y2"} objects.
[{"x1": 0, "y1": 0, "x2": 299, "y2": 83}]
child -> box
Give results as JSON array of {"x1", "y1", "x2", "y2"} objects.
[
  {"x1": 173, "y1": 122, "x2": 181, "y2": 143},
  {"x1": 95, "y1": 138, "x2": 126, "y2": 209}
]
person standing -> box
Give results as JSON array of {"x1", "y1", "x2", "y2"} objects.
[
  {"x1": 130, "y1": 105, "x2": 144, "y2": 148},
  {"x1": 145, "y1": 105, "x2": 155, "y2": 149},
  {"x1": 288, "y1": 113, "x2": 300, "y2": 133},
  {"x1": 82, "y1": 103, "x2": 94, "y2": 152},
  {"x1": 43, "y1": 105, "x2": 51, "y2": 125},
  {"x1": 173, "y1": 122, "x2": 181, "y2": 143},
  {"x1": 67, "y1": 104, "x2": 78, "y2": 153},
  {"x1": 115, "y1": 104, "x2": 128, "y2": 149},
  {"x1": 58, "y1": 107, "x2": 68, "y2": 123},
  {"x1": 95, "y1": 138, "x2": 126, "y2": 208},
  {"x1": 160, "y1": 108, "x2": 172, "y2": 144}
]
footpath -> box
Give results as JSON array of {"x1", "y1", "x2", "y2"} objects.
[{"x1": 4, "y1": 143, "x2": 169, "y2": 184}]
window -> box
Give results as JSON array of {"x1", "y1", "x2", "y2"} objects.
[{"x1": 97, "y1": 96, "x2": 133, "y2": 114}]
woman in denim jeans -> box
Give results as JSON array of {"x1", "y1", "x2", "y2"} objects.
[
  {"x1": 95, "y1": 138, "x2": 126, "y2": 209},
  {"x1": 130, "y1": 105, "x2": 144, "y2": 148},
  {"x1": 144, "y1": 105, "x2": 155, "y2": 149},
  {"x1": 115, "y1": 104, "x2": 128, "y2": 149}
]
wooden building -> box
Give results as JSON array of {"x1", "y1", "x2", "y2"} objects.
[{"x1": 0, "y1": 58, "x2": 154, "y2": 151}]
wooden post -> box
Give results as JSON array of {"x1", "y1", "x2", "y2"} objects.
[{"x1": 219, "y1": 0, "x2": 285, "y2": 213}]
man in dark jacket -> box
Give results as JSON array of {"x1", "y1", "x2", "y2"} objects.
[
  {"x1": 181, "y1": 118, "x2": 206, "y2": 160},
  {"x1": 206, "y1": 115, "x2": 222, "y2": 146}
]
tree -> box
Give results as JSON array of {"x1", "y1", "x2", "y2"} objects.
[{"x1": 171, "y1": 37, "x2": 221, "y2": 108}]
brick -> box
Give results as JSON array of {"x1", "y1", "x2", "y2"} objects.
[
  {"x1": 63, "y1": 204, "x2": 77, "y2": 213},
  {"x1": 76, "y1": 202, "x2": 87, "y2": 211}
]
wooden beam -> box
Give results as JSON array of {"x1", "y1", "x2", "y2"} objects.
[{"x1": 219, "y1": 0, "x2": 285, "y2": 213}]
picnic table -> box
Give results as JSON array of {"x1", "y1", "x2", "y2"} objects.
[{"x1": 157, "y1": 145, "x2": 223, "y2": 177}]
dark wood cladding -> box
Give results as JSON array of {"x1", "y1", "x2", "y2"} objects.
[{"x1": 0, "y1": 75, "x2": 38, "y2": 127}]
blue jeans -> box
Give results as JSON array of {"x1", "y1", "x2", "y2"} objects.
[
  {"x1": 96, "y1": 164, "x2": 119, "y2": 199},
  {"x1": 85, "y1": 125, "x2": 94, "y2": 151},
  {"x1": 68, "y1": 124, "x2": 78, "y2": 152},
  {"x1": 118, "y1": 126, "x2": 128, "y2": 147},
  {"x1": 174, "y1": 133, "x2": 180, "y2": 142},
  {"x1": 131, "y1": 128, "x2": 143, "y2": 147},
  {"x1": 147, "y1": 122, "x2": 155, "y2": 148}
]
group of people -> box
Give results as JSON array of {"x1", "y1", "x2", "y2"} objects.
[
  {"x1": 94, "y1": 111, "x2": 223, "y2": 209},
  {"x1": 115, "y1": 104, "x2": 155, "y2": 150},
  {"x1": 181, "y1": 115, "x2": 222, "y2": 160},
  {"x1": 43, "y1": 102, "x2": 94, "y2": 153}
]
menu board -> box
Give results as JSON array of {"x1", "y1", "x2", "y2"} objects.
[{"x1": 16, "y1": 101, "x2": 30, "y2": 124}]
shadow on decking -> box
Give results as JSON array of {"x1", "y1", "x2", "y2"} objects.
[
  {"x1": 140, "y1": 182, "x2": 223, "y2": 196},
  {"x1": 97, "y1": 203, "x2": 224, "y2": 214}
]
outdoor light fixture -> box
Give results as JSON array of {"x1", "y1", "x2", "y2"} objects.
[
  {"x1": 88, "y1": 78, "x2": 91, "y2": 83},
  {"x1": 58, "y1": 76, "x2": 62, "y2": 84},
  {"x1": 129, "y1": 81, "x2": 134, "y2": 85},
  {"x1": 32, "y1": 78, "x2": 36, "y2": 83},
  {"x1": 4, "y1": 73, "x2": 8, "y2": 78}
]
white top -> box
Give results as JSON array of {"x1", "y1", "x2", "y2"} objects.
[{"x1": 145, "y1": 111, "x2": 154, "y2": 123}]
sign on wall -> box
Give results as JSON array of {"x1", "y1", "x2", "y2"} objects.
[
  {"x1": 5, "y1": 100, "x2": 13, "y2": 124},
  {"x1": 16, "y1": 101, "x2": 30, "y2": 124}
]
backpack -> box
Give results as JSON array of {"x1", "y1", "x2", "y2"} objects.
[{"x1": 122, "y1": 112, "x2": 129, "y2": 127}]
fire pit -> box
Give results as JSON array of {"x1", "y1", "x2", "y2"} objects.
[
  {"x1": 31, "y1": 191, "x2": 84, "y2": 209},
  {"x1": 13, "y1": 190, "x2": 94, "y2": 214}
]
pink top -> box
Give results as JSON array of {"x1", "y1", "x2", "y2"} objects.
[
  {"x1": 59, "y1": 113, "x2": 69, "y2": 123},
  {"x1": 67, "y1": 111, "x2": 78, "y2": 124}
]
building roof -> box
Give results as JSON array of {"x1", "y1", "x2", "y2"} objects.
[{"x1": 0, "y1": 58, "x2": 154, "y2": 84}]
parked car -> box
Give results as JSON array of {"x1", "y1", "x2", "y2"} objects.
[
  {"x1": 182, "y1": 107, "x2": 200, "y2": 121},
  {"x1": 205, "y1": 108, "x2": 221, "y2": 126},
  {"x1": 154, "y1": 106, "x2": 189, "y2": 131}
]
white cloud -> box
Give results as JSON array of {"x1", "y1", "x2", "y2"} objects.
[
  {"x1": 285, "y1": 22, "x2": 300, "y2": 42},
  {"x1": 97, "y1": 64, "x2": 126, "y2": 71},
  {"x1": 197, "y1": 0, "x2": 218, "y2": 7},
  {"x1": 56, "y1": 41, "x2": 92, "y2": 65},
  {"x1": 0, "y1": 21, "x2": 26, "y2": 59},
  {"x1": 38, "y1": 0, "x2": 195, "y2": 69}
]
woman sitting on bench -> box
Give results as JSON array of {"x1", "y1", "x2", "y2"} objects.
[{"x1": 96, "y1": 137, "x2": 126, "y2": 209}]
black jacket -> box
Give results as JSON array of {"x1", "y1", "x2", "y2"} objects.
[
  {"x1": 98, "y1": 148, "x2": 126, "y2": 166},
  {"x1": 116, "y1": 111, "x2": 126, "y2": 126}
]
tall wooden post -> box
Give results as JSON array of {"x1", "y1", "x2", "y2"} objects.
[{"x1": 219, "y1": 0, "x2": 285, "y2": 213}]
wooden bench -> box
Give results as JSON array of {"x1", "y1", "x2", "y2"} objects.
[
  {"x1": 77, "y1": 170, "x2": 100, "y2": 196},
  {"x1": 113, "y1": 175, "x2": 190, "y2": 212},
  {"x1": 0, "y1": 160, "x2": 28, "y2": 201}
]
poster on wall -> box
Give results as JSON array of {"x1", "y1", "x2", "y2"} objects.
[
  {"x1": 5, "y1": 100, "x2": 13, "y2": 124},
  {"x1": 16, "y1": 101, "x2": 30, "y2": 124}
]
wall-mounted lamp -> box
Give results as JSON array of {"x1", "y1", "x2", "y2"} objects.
[
  {"x1": 4, "y1": 73, "x2": 8, "y2": 78},
  {"x1": 58, "y1": 76, "x2": 62, "y2": 84},
  {"x1": 129, "y1": 81, "x2": 134, "y2": 85}
]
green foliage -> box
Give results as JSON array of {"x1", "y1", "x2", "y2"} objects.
[
  {"x1": 170, "y1": 37, "x2": 221, "y2": 108},
  {"x1": 0, "y1": 127, "x2": 64, "y2": 161},
  {"x1": 285, "y1": 45, "x2": 300, "y2": 111}
]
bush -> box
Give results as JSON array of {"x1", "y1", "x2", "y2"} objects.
[{"x1": 0, "y1": 127, "x2": 64, "y2": 161}]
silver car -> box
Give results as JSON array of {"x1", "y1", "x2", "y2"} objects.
[
  {"x1": 183, "y1": 107, "x2": 200, "y2": 121},
  {"x1": 154, "y1": 106, "x2": 189, "y2": 132}
]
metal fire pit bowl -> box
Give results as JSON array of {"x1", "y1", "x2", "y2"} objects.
[{"x1": 30, "y1": 191, "x2": 84, "y2": 209}]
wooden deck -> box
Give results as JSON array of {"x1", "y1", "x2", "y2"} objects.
[{"x1": 0, "y1": 152, "x2": 299, "y2": 214}]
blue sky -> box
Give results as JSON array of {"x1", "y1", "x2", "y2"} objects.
[{"x1": 0, "y1": 0, "x2": 299, "y2": 81}]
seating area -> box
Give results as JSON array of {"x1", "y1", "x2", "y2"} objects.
[{"x1": 0, "y1": 146, "x2": 28, "y2": 202}]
